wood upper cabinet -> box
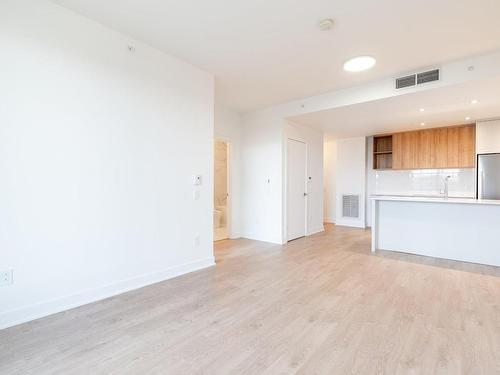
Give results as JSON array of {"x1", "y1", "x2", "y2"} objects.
[
  {"x1": 391, "y1": 131, "x2": 417, "y2": 169},
  {"x1": 392, "y1": 133, "x2": 403, "y2": 169},
  {"x1": 433, "y1": 128, "x2": 449, "y2": 168},
  {"x1": 447, "y1": 125, "x2": 475, "y2": 168},
  {"x1": 390, "y1": 132, "x2": 415, "y2": 169},
  {"x1": 417, "y1": 127, "x2": 448, "y2": 168},
  {"x1": 375, "y1": 124, "x2": 475, "y2": 170},
  {"x1": 417, "y1": 129, "x2": 434, "y2": 168},
  {"x1": 401, "y1": 131, "x2": 418, "y2": 169}
]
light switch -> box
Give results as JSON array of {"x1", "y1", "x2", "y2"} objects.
[
  {"x1": 0, "y1": 269, "x2": 13, "y2": 286},
  {"x1": 193, "y1": 190, "x2": 200, "y2": 200},
  {"x1": 193, "y1": 175, "x2": 202, "y2": 186}
]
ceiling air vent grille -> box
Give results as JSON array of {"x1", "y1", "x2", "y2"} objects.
[
  {"x1": 417, "y1": 69, "x2": 440, "y2": 84},
  {"x1": 396, "y1": 74, "x2": 416, "y2": 89},
  {"x1": 396, "y1": 68, "x2": 440, "y2": 89},
  {"x1": 342, "y1": 195, "x2": 360, "y2": 218}
]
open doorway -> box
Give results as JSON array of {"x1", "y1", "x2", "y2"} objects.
[{"x1": 214, "y1": 139, "x2": 230, "y2": 241}]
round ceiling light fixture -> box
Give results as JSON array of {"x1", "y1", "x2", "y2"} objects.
[
  {"x1": 318, "y1": 18, "x2": 334, "y2": 31},
  {"x1": 343, "y1": 56, "x2": 376, "y2": 72}
]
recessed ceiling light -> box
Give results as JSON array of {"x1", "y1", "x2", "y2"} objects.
[
  {"x1": 318, "y1": 18, "x2": 334, "y2": 31},
  {"x1": 420, "y1": 122, "x2": 426, "y2": 126},
  {"x1": 343, "y1": 56, "x2": 376, "y2": 72},
  {"x1": 471, "y1": 99, "x2": 478, "y2": 104},
  {"x1": 465, "y1": 117, "x2": 471, "y2": 121},
  {"x1": 419, "y1": 108, "x2": 425, "y2": 112}
]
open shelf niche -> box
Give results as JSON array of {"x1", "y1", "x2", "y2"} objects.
[{"x1": 373, "y1": 135, "x2": 393, "y2": 170}]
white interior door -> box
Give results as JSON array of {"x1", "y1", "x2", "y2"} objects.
[{"x1": 287, "y1": 138, "x2": 307, "y2": 241}]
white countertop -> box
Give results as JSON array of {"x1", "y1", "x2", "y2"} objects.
[{"x1": 371, "y1": 194, "x2": 500, "y2": 206}]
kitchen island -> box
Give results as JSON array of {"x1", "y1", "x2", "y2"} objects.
[{"x1": 371, "y1": 195, "x2": 500, "y2": 267}]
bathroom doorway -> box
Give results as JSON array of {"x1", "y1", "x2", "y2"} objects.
[{"x1": 214, "y1": 139, "x2": 230, "y2": 241}]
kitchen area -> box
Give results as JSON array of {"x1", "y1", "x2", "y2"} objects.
[
  {"x1": 291, "y1": 71, "x2": 500, "y2": 267},
  {"x1": 370, "y1": 119, "x2": 500, "y2": 266}
]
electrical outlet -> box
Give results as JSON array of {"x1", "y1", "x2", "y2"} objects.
[{"x1": 0, "y1": 269, "x2": 13, "y2": 286}]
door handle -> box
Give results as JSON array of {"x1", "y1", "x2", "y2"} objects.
[{"x1": 481, "y1": 171, "x2": 485, "y2": 199}]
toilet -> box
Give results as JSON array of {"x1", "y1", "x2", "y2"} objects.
[
  {"x1": 213, "y1": 205, "x2": 228, "y2": 240},
  {"x1": 213, "y1": 209, "x2": 223, "y2": 229}
]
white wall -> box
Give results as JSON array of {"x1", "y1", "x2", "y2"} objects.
[
  {"x1": 214, "y1": 103, "x2": 242, "y2": 238},
  {"x1": 0, "y1": 0, "x2": 214, "y2": 329},
  {"x1": 366, "y1": 137, "x2": 376, "y2": 227},
  {"x1": 335, "y1": 137, "x2": 367, "y2": 228},
  {"x1": 477, "y1": 119, "x2": 500, "y2": 154},
  {"x1": 323, "y1": 141, "x2": 337, "y2": 223},
  {"x1": 284, "y1": 120, "x2": 324, "y2": 238},
  {"x1": 240, "y1": 115, "x2": 324, "y2": 244},
  {"x1": 240, "y1": 112, "x2": 284, "y2": 243}
]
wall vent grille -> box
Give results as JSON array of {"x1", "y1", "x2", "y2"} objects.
[
  {"x1": 396, "y1": 74, "x2": 416, "y2": 89},
  {"x1": 342, "y1": 195, "x2": 360, "y2": 218},
  {"x1": 396, "y1": 68, "x2": 440, "y2": 89},
  {"x1": 417, "y1": 69, "x2": 440, "y2": 84}
]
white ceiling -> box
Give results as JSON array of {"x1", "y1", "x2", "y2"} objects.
[
  {"x1": 290, "y1": 76, "x2": 500, "y2": 139},
  {"x1": 51, "y1": 0, "x2": 500, "y2": 112}
]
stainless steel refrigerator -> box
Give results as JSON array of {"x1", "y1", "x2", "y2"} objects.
[{"x1": 477, "y1": 153, "x2": 500, "y2": 199}]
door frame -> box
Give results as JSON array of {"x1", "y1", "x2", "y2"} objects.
[
  {"x1": 284, "y1": 138, "x2": 308, "y2": 242},
  {"x1": 214, "y1": 138, "x2": 232, "y2": 239}
]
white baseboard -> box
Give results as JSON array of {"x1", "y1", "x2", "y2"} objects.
[
  {"x1": 242, "y1": 233, "x2": 283, "y2": 245},
  {"x1": 0, "y1": 257, "x2": 215, "y2": 330},
  {"x1": 307, "y1": 226, "x2": 325, "y2": 236},
  {"x1": 335, "y1": 220, "x2": 366, "y2": 229}
]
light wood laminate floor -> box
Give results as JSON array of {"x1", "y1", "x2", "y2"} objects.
[{"x1": 1, "y1": 224, "x2": 500, "y2": 374}]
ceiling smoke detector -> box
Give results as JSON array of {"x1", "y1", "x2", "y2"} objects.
[{"x1": 318, "y1": 18, "x2": 334, "y2": 31}]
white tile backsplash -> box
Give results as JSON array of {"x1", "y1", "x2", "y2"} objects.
[{"x1": 374, "y1": 168, "x2": 475, "y2": 197}]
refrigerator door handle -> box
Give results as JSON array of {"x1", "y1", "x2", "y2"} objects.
[{"x1": 480, "y1": 171, "x2": 485, "y2": 199}]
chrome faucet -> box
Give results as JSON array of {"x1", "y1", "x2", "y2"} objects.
[{"x1": 443, "y1": 175, "x2": 451, "y2": 199}]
